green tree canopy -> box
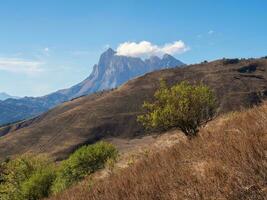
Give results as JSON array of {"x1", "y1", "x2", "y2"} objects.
[{"x1": 138, "y1": 80, "x2": 217, "y2": 136}]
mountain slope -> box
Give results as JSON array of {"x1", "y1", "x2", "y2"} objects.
[
  {"x1": 0, "y1": 49, "x2": 184, "y2": 125},
  {"x1": 0, "y1": 58, "x2": 267, "y2": 160},
  {"x1": 49, "y1": 101, "x2": 267, "y2": 200}
]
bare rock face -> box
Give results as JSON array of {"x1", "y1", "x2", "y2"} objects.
[
  {"x1": 62, "y1": 48, "x2": 184, "y2": 97},
  {"x1": 0, "y1": 48, "x2": 184, "y2": 125}
]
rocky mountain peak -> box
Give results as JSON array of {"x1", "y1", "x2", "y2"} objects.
[
  {"x1": 105, "y1": 48, "x2": 116, "y2": 56},
  {"x1": 98, "y1": 48, "x2": 116, "y2": 67},
  {"x1": 162, "y1": 53, "x2": 173, "y2": 59},
  {"x1": 0, "y1": 49, "x2": 184, "y2": 125},
  {"x1": 161, "y1": 54, "x2": 184, "y2": 67}
]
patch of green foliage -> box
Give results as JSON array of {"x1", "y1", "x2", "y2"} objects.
[
  {"x1": 138, "y1": 80, "x2": 216, "y2": 136},
  {"x1": 0, "y1": 141, "x2": 118, "y2": 199},
  {"x1": 0, "y1": 154, "x2": 55, "y2": 200},
  {"x1": 51, "y1": 141, "x2": 118, "y2": 194}
]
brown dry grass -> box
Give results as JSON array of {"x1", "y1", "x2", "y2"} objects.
[{"x1": 48, "y1": 103, "x2": 267, "y2": 200}]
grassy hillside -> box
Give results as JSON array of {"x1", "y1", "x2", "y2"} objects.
[
  {"x1": 0, "y1": 58, "x2": 267, "y2": 161},
  {"x1": 48, "y1": 102, "x2": 267, "y2": 200}
]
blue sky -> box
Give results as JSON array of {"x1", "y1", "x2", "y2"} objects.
[{"x1": 0, "y1": 0, "x2": 266, "y2": 97}]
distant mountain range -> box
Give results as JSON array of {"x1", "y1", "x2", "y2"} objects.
[
  {"x1": 0, "y1": 48, "x2": 184, "y2": 125},
  {"x1": 0, "y1": 92, "x2": 20, "y2": 101}
]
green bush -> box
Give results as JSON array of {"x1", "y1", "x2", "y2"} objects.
[
  {"x1": 0, "y1": 154, "x2": 55, "y2": 200},
  {"x1": 20, "y1": 168, "x2": 55, "y2": 200},
  {"x1": 0, "y1": 142, "x2": 118, "y2": 199},
  {"x1": 52, "y1": 141, "x2": 118, "y2": 194},
  {"x1": 138, "y1": 80, "x2": 216, "y2": 136}
]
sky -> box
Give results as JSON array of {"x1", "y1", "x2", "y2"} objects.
[{"x1": 0, "y1": 0, "x2": 266, "y2": 97}]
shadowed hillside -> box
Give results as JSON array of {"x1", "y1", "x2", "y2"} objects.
[
  {"x1": 48, "y1": 102, "x2": 267, "y2": 200},
  {"x1": 0, "y1": 58, "x2": 267, "y2": 160}
]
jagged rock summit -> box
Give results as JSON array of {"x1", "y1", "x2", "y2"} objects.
[{"x1": 63, "y1": 48, "x2": 184, "y2": 97}]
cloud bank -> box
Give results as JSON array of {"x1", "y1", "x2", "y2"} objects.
[
  {"x1": 116, "y1": 40, "x2": 189, "y2": 57},
  {"x1": 0, "y1": 58, "x2": 43, "y2": 75}
]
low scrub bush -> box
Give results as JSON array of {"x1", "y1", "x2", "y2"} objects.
[
  {"x1": 21, "y1": 168, "x2": 55, "y2": 200},
  {"x1": 0, "y1": 141, "x2": 118, "y2": 199},
  {"x1": 138, "y1": 80, "x2": 216, "y2": 136},
  {"x1": 0, "y1": 154, "x2": 55, "y2": 200},
  {"x1": 51, "y1": 141, "x2": 118, "y2": 194},
  {"x1": 222, "y1": 58, "x2": 239, "y2": 65}
]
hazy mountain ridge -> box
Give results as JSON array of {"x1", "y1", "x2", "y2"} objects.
[
  {"x1": 0, "y1": 92, "x2": 20, "y2": 101},
  {"x1": 0, "y1": 49, "x2": 184, "y2": 125}
]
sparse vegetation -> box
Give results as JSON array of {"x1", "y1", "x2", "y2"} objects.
[
  {"x1": 0, "y1": 142, "x2": 118, "y2": 199},
  {"x1": 48, "y1": 102, "x2": 267, "y2": 200},
  {"x1": 0, "y1": 154, "x2": 55, "y2": 200},
  {"x1": 105, "y1": 158, "x2": 116, "y2": 173},
  {"x1": 138, "y1": 80, "x2": 216, "y2": 136},
  {"x1": 223, "y1": 58, "x2": 240, "y2": 65}
]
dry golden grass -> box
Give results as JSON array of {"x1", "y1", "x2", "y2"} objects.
[{"x1": 48, "y1": 103, "x2": 267, "y2": 200}]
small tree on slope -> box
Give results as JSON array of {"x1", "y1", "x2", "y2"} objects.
[{"x1": 137, "y1": 80, "x2": 217, "y2": 136}]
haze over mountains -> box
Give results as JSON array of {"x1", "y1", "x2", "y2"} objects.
[
  {"x1": 0, "y1": 92, "x2": 20, "y2": 101},
  {"x1": 0, "y1": 48, "x2": 184, "y2": 126}
]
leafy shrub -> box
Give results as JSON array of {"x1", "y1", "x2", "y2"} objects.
[
  {"x1": 138, "y1": 80, "x2": 216, "y2": 136},
  {"x1": 52, "y1": 141, "x2": 118, "y2": 194},
  {"x1": 0, "y1": 154, "x2": 55, "y2": 200},
  {"x1": 0, "y1": 159, "x2": 7, "y2": 184},
  {"x1": 21, "y1": 168, "x2": 55, "y2": 200},
  {"x1": 0, "y1": 142, "x2": 118, "y2": 199}
]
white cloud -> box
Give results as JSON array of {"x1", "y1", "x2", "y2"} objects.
[
  {"x1": 0, "y1": 58, "x2": 44, "y2": 75},
  {"x1": 116, "y1": 40, "x2": 189, "y2": 57},
  {"x1": 44, "y1": 47, "x2": 49, "y2": 52},
  {"x1": 208, "y1": 30, "x2": 214, "y2": 35}
]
